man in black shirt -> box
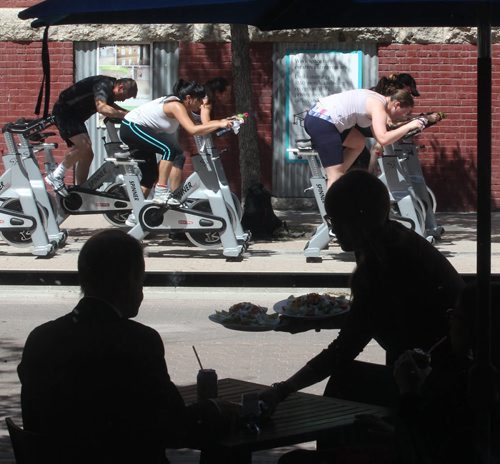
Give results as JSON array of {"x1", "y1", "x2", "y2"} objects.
[{"x1": 46, "y1": 75, "x2": 137, "y2": 195}]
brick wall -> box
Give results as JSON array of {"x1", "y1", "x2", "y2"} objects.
[
  {"x1": 0, "y1": 40, "x2": 73, "y2": 163},
  {"x1": 378, "y1": 43, "x2": 497, "y2": 211},
  {"x1": 178, "y1": 42, "x2": 274, "y2": 198},
  {"x1": 0, "y1": 38, "x2": 496, "y2": 210},
  {"x1": 3, "y1": 0, "x2": 39, "y2": 6}
]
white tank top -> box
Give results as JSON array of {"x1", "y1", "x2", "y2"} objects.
[
  {"x1": 316, "y1": 89, "x2": 386, "y2": 132},
  {"x1": 124, "y1": 96, "x2": 180, "y2": 133}
]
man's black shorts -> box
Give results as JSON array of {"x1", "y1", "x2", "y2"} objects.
[{"x1": 52, "y1": 102, "x2": 88, "y2": 146}]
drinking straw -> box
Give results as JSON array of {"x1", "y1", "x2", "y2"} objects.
[{"x1": 192, "y1": 345, "x2": 204, "y2": 369}]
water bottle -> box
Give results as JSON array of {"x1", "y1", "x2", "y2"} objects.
[{"x1": 216, "y1": 112, "x2": 248, "y2": 137}]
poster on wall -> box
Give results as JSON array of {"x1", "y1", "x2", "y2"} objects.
[{"x1": 285, "y1": 50, "x2": 362, "y2": 162}]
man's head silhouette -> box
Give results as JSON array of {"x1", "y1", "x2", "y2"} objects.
[{"x1": 78, "y1": 229, "x2": 145, "y2": 317}]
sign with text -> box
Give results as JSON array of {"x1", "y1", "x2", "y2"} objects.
[{"x1": 285, "y1": 50, "x2": 362, "y2": 162}]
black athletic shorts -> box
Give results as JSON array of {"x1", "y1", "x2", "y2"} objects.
[{"x1": 52, "y1": 102, "x2": 88, "y2": 146}]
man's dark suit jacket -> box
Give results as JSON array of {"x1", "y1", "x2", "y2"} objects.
[{"x1": 18, "y1": 297, "x2": 194, "y2": 464}]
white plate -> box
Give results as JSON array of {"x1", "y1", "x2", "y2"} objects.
[
  {"x1": 208, "y1": 313, "x2": 278, "y2": 332},
  {"x1": 273, "y1": 297, "x2": 350, "y2": 320}
]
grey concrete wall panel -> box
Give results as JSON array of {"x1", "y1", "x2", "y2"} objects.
[{"x1": 152, "y1": 42, "x2": 179, "y2": 98}]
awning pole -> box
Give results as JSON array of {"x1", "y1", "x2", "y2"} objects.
[{"x1": 471, "y1": 9, "x2": 496, "y2": 464}]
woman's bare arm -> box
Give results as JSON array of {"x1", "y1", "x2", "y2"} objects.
[
  {"x1": 369, "y1": 98, "x2": 424, "y2": 146},
  {"x1": 165, "y1": 101, "x2": 230, "y2": 135}
]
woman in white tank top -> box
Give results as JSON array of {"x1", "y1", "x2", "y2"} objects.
[
  {"x1": 304, "y1": 88, "x2": 425, "y2": 190},
  {"x1": 120, "y1": 80, "x2": 232, "y2": 205}
]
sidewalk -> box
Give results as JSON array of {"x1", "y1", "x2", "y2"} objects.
[{"x1": 0, "y1": 210, "x2": 498, "y2": 281}]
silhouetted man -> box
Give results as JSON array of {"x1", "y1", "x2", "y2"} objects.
[{"x1": 18, "y1": 229, "x2": 235, "y2": 464}]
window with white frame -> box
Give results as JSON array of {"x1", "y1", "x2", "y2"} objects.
[{"x1": 97, "y1": 43, "x2": 152, "y2": 111}]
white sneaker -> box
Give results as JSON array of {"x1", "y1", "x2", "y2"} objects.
[
  {"x1": 153, "y1": 187, "x2": 180, "y2": 206},
  {"x1": 153, "y1": 186, "x2": 169, "y2": 204},
  {"x1": 166, "y1": 194, "x2": 180, "y2": 206},
  {"x1": 125, "y1": 213, "x2": 137, "y2": 227},
  {"x1": 45, "y1": 172, "x2": 69, "y2": 197}
]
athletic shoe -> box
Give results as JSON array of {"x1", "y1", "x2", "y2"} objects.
[
  {"x1": 153, "y1": 187, "x2": 180, "y2": 206},
  {"x1": 125, "y1": 213, "x2": 137, "y2": 227},
  {"x1": 166, "y1": 194, "x2": 181, "y2": 206},
  {"x1": 45, "y1": 172, "x2": 69, "y2": 197},
  {"x1": 153, "y1": 186, "x2": 169, "y2": 204}
]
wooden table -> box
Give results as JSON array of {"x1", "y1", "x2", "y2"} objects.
[
  {"x1": 274, "y1": 312, "x2": 348, "y2": 332},
  {"x1": 178, "y1": 378, "x2": 389, "y2": 463}
]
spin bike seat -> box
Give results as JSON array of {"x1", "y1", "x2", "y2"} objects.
[
  {"x1": 113, "y1": 152, "x2": 131, "y2": 160},
  {"x1": 296, "y1": 138, "x2": 313, "y2": 150},
  {"x1": 111, "y1": 148, "x2": 140, "y2": 161}
]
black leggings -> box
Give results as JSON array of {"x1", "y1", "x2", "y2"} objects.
[{"x1": 120, "y1": 120, "x2": 183, "y2": 189}]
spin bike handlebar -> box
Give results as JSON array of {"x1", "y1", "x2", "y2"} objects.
[
  {"x1": 2, "y1": 115, "x2": 56, "y2": 138},
  {"x1": 390, "y1": 111, "x2": 446, "y2": 138}
]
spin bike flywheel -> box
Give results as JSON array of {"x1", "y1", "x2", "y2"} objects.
[
  {"x1": 102, "y1": 183, "x2": 132, "y2": 228},
  {"x1": 0, "y1": 198, "x2": 47, "y2": 247},
  {"x1": 185, "y1": 198, "x2": 239, "y2": 249}
]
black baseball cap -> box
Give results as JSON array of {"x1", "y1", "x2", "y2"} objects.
[{"x1": 397, "y1": 73, "x2": 420, "y2": 97}]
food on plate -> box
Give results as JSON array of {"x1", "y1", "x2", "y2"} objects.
[
  {"x1": 210, "y1": 302, "x2": 279, "y2": 327},
  {"x1": 283, "y1": 292, "x2": 350, "y2": 317}
]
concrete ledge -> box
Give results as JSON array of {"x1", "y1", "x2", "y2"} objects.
[{"x1": 0, "y1": 270, "x2": 351, "y2": 287}]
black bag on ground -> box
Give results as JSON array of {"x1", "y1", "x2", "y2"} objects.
[{"x1": 241, "y1": 183, "x2": 282, "y2": 239}]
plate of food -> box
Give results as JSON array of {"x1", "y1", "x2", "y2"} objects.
[
  {"x1": 209, "y1": 302, "x2": 279, "y2": 331},
  {"x1": 273, "y1": 292, "x2": 350, "y2": 320}
]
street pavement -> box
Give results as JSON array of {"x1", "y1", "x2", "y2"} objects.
[
  {"x1": 0, "y1": 210, "x2": 498, "y2": 279},
  {"x1": 0, "y1": 210, "x2": 498, "y2": 463},
  {"x1": 0, "y1": 285, "x2": 363, "y2": 464}
]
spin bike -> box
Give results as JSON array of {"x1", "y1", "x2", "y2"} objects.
[
  {"x1": 287, "y1": 139, "x2": 331, "y2": 262},
  {"x1": 127, "y1": 121, "x2": 250, "y2": 260},
  {"x1": 288, "y1": 112, "x2": 443, "y2": 261},
  {"x1": 44, "y1": 117, "x2": 146, "y2": 229},
  {"x1": 377, "y1": 136, "x2": 444, "y2": 243},
  {"x1": 1, "y1": 116, "x2": 147, "y2": 250},
  {"x1": 0, "y1": 117, "x2": 65, "y2": 255},
  {"x1": 178, "y1": 120, "x2": 249, "y2": 248}
]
